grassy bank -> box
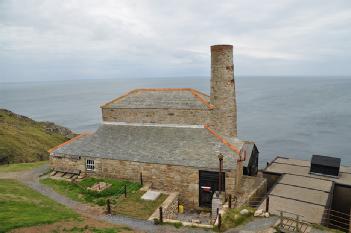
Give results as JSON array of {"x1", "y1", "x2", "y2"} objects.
[
  {"x1": 0, "y1": 109, "x2": 75, "y2": 163},
  {"x1": 10, "y1": 216, "x2": 134, "y2": 233},
  {"x1": 0, "y1": 179, "x2": 78, "y2": 232},
  {"x1": 0, "y1": 161, "x2": 47, "y2": 173}
]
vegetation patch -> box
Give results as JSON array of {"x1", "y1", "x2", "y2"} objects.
[
  {"x1": 0, "y1": 179, "x2": 78, "y2": 233},
  {"x1": 214, "y1": 206, "x2": 255, "y2": 232},
  {"x1": 40, "y1": 177, "x2": 142, "y2": 206},
  {"x1": 112, "y1": 190, "x2": 167, "y2": 219},
  {"x1": 0, "y1": 109, "x2": 75, "y2": 164},
  {"x1": 9, "y1": 216, "x2": 134, "y2": 233},
  {"x1": 0, "y1": 161, "x2": 47, "y2": 173},
  {"x1": 311, "y1": 223, "x2": 345, "y2": 233},
  {"x1": 60, "y1": 226, "x2": 131, "y2": 233}
]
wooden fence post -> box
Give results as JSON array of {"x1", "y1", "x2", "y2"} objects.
[
  {"x1": 265, "y1": 196, "x2": 270, "y2": 213},
  {"x1": 140, "y1": 172, "x2": 143, "y2": 186},
  {"x1": 229, "y1": 194, "x2": 232, "y2": 208},
  {"x1": 296, "y1": 215, "x2": 299, "y2": 232},
  {"x1": 159, "y1": 206, "x2": 163, "y2": 223},
  {"x1": 106, "y1": 199, "x2": 111, "y2": 214},
  {"x1": 124, "y1": 184, "x2": 127, "y2": 198},
  {"x1": 218, "y1": 213, "x2": 222, "y2": 232}
]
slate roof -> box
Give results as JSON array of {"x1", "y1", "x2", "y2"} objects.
[
  {"x1": 101, "y1": 88, "x2": 213, "y2": 110},
  {"x1": 51, "y1": 124, "x2": 244, "y2": 170}
]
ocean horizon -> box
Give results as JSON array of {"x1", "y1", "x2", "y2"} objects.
[{"x1": 1, "y1": 75, "x2": 350, "y2": 167}]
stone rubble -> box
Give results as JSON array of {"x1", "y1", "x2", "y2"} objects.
[{"x1": 87, "y1": 182, "x2": 111, "y2": 192}]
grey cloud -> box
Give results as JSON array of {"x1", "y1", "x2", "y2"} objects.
[{"x1": 0, "y1": 0, "x2": 350, "y2": 82}]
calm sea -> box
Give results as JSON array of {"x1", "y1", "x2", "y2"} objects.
[{"x1": 1, "y1": 76, "x2": 350, "y2": 166}]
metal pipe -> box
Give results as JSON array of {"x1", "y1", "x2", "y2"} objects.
[{"x1": 218, "y1": 153, "x2": 224, "y2": 193}]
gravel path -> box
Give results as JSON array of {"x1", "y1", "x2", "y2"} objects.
[{"x1": 0, "y1": 165, "x2": 212, "y2": 233}]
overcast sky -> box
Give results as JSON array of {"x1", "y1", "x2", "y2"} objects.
[{"x1": 1, "y1": 0, "x2": 351, "y2": 82}]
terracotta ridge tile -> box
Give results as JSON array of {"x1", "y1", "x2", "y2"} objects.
[
  {"x1": 190, "y1": 89, "x2": 215, "y2": 110},
  {"x1": 48, "y1": 132, "x2": 91, "y2": 154},
  {"x1": 204, "y1": 124, "x2": 242, "y2": 159},
  {"x1": 100, "y1": 89, "x2": 140, "y2": 108}
]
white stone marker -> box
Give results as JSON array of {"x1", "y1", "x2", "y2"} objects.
[{"x1": 141, "y1": 190, "x2": 161, "y2": 201}]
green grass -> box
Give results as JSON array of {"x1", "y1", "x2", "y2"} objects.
[
  {"x1": 0, "y1": 161, "x2": 47, "y2": 172},
  {"x1": 40, "y1": 177, "x2": 166, "y2": 220},
  {"x1": 113, "y1": 191, "x2": 167, "y2": 219},
  {"x1": 41, "y1": 177, "x2": 142, "y2": 206},
  {"x1": 311, "y1": 223, "x2": 345, "y2": 233},
  {"x1": 0, "y1": 109, "x2": 74, "y2": 163},
  {"x1": 0, "y1": 179, "x2": 78, "y2": 233},
  {"x1": 60, "y1": 226, "x2": 131, "y2": 233},
  {"x1": 215, "y1": 206, "x2": 256, "y2": 232}
]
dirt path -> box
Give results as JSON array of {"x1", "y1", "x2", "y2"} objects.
[{"x1": 0, "y1": 165, "x2": 212, "y2": 233}]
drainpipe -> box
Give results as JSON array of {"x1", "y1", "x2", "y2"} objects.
[{"x1": 218, "y1": 153, "x2": 224, "y2": 194}]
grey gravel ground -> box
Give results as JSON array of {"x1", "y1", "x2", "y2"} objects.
[{"x1": 0, "y1": 164, "x2": 212, "y2": 233}]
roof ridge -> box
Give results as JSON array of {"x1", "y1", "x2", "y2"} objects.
[
  {"x1": 48, "y1": 132, "x2": 91, "y2": 154},
  {"x1": 100, "y1": 88, "x2": 214, "y2": 109},
  {"x1": 190, "y1": 89, "x2": 214, "y2": 109},
  {"x1": 204, "y1": 124, "x2": 242, "y2": 158}
]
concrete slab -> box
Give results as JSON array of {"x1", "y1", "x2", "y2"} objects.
[
  {"x1": 266, "y1": 158, "x2": 351, "y2": 186},
  {"x1": 259, "y1": 195, "x2": 325, "y2": 223},
  {"x1": 270, "y1": 184, "x2": 329, "y2": 206},
  {"x1": 280, "y1": 174, "x2": 332, "y2": 192},
  {"x1": 275, "y1": 157, "x2": 310, "y2": 167},
  {"x1": 141, "y1": 190, "x2": 161, "y2": 201}
]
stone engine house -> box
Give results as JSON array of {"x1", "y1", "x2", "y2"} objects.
[{"x1": 49, "y1": 45, "x2": 259, "y2": 208}]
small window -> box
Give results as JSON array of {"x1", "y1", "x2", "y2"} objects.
[{"x1": 86, "y1": 159, "x2": 95, "y2": 171}]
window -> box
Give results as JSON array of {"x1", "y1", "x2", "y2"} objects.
[{"x1": 86, "y1": 159, "x2": 95, "y2": 171}]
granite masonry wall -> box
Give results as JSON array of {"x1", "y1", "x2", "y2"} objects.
[
  {"x1": 50, "y1": 156, "x2": 85, "y2": 172},
  {"x1": 162, "y1": 192, "x2": 179, "y2": 220},
  {"x1": 101, "y1": 108, "x2": 210, "y2": 125},
  {"x1": 153, "y1": 192, "x2": 179, "y2": 220},
  {"x1": 50, "y1": 156, "x2": 236, "y2": 208}
]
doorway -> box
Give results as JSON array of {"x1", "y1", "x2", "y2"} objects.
[{"x1": 199, "y1": 170, "x2": 225, "y2": 208}]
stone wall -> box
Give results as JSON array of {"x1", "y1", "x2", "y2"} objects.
[
  {"x1": 49, "y1": 155, "x2": 85, "y2": 172},
  {"x1": 162, "y1": 192, "x2": 179, "y2": 220},
  {"x1": 50, "y1": 156, "x2": 236, "y2": 208},
  {"x1": 102, "y1": 108, "x2": 210, "y2": 125}
]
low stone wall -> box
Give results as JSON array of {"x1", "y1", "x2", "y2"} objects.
[
  {"x1": 234, "y1": 176, "x2": 267, "y2": 208},
  {"x1": 149, "y1": 192, "x2": 179, "y2": 221},
  {"x1": 102, "y1": 108, "x2": 210, "y2": 125},
  {"x1": 163, "y1": 192, "x2": 179, "y2": 220},
  {"x1": 246, "y1": 176, "x2": 267, "y2": 206}
]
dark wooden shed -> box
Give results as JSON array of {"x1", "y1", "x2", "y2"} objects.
[{"x1": 310, "y1": 155, "x2": 341, "y2": 177}]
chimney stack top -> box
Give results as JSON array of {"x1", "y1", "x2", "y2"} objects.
[{"x1": 211, "y1": 44, "x2": 233, "y2": 51}]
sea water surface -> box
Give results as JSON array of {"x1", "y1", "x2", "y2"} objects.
[{"x1": 1, "y1": 76, "x2": 350, "y2": 166}]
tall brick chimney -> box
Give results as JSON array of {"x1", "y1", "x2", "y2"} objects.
[{"x1": 209, "y1": 45, "x2": 237, "y2": 138}]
